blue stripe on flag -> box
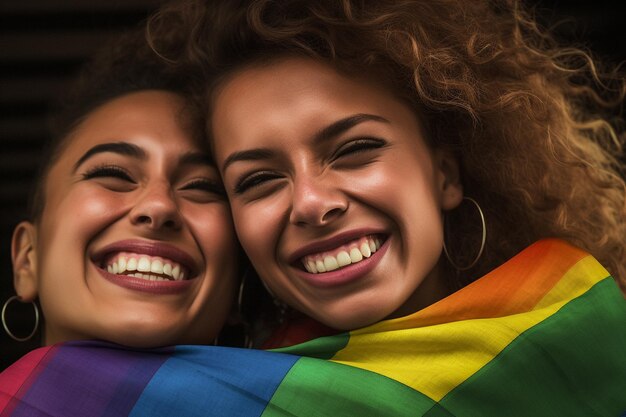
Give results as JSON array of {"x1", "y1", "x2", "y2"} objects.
[{"x1": 130, "y1": 345, "x2": 300, "y2": 417}]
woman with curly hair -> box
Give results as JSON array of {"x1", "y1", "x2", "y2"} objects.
[{"x1": 146, "y1": 0, "x2": 626, "y2": 414}]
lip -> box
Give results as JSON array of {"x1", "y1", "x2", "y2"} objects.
[
  {"x1": 90, "y1": 239, "x2": 200, "y2": 294},
  {"x1": 290, "y1": 236, "x2": 390, "y2": 288},
  {"x1": 91, "y1": 239, "x2": 199, "y2": 277},
  {"x1": 287, "y1": 228, "x2": 387, "y2": 264}
]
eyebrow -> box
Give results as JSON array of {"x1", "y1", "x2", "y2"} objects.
[
  {"x1": 73, "y1": 142, "x2": 146, "y2": 172},
  {"x1": 221, "y1": 113, "x2": 389, "y2": 172},
  {"x1": 313, "y1": 113, "x2": 389, "y2": 143}
]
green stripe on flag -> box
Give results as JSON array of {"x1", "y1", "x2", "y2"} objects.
[
  {"x1": 272, "y1": 332, "x2": 350, "y2": 360},
  {"x1": 434, "y1": 277, "x2": 626, "y2": 417},
  {"x1": 262, "y1": 356, "x2": 447, "y2": 417}
]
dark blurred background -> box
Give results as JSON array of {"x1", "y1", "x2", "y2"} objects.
[{"x1": 1, "y1": 0, "x2": 625, "y2": 371}]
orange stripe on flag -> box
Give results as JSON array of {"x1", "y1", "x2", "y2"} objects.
[{"x1": 361, "y1": 239, "x2": 588, "y2": 333}]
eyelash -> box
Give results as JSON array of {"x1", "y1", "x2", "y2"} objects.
[
  {"x1": 234, "y1": 138, "x2": 387, "y2": 195},
  {"x1": 332, "y1": 138, "x2": 386, "y2": 159},
  {"x1": 83, "y1": 166, "x2": 224, "y2": 197},
  {"x1": 82, "y1": 165, "x2": 135, "y2": 182},
  {"x1": 234, "y1": 171, "x2": 281, "y2": 195}
]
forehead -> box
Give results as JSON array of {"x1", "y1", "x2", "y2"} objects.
[
  {"x1": 216, "y1": 57, "x2": 390, "y2": 108},
  {"x1": 60, "y1": 90, "x2": 203, "y2": 160},
  {"x1": 211, "y1": 57, "x2": 424, "y2": 151}
]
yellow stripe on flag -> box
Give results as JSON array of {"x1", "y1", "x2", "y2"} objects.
[{"x1": 329, "y1": 252, "x2": 608, "y2": 401}]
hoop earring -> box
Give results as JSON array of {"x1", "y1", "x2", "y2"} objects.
[
  {"x1": 443, "y1": 197, "x2": 486, "y2": 271},
  {"x1": 2, "y1": 295, "x2": 39, "y2": 342}
]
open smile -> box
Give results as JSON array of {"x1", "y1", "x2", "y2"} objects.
[
  {"x1": 300, "y1": 235, "x2": 383, "y2": 273},
  {"x1": 103, "y1": 252, "x2": 189, "y2": 281},
  {"x1": 289, "y1": 231, "x2": 389, "y2": 287},
  {"x1": 91, "y1": 240, "x2": 198, "y2": 293}
]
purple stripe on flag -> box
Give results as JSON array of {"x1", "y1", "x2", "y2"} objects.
[{"x1": 10, "y1": 341, "x2": 171, "y2": 417}]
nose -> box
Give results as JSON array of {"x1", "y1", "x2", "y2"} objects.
[
  {"x1": 129, "y1": 182, "x2": 183, "y2": 231},
  {"x1": 289, "y1": 176, "x2": 348, "y2": 227}
]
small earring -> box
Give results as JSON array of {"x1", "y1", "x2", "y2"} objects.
[
  {"x1": 443, "y1": 197, "x2": 486, "y2": 271},
  {"x1": 2, "y1": 295, "x2": 40, "y2": 342}
]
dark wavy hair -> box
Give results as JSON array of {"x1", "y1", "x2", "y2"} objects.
[
  {"x1": 29, "y1": 28, "x2": 202, "y2": 223},
  {"x1": 148, "y1": 0, "x2": 626, "y2": 291}
]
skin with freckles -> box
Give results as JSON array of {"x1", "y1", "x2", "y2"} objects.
[
  {"x1": 212, "y1": 57, "x2": 463, "y2": 330},
  {"x1": 11, "y1": 90, "x2": 239, "y2": 347}
]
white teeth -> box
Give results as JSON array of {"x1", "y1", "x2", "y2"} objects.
[
  {"x1": 301, "y1": 237, "x2": 384, "y2": 274},
  {"x1": 137, "y1": 257, "x2": 151, "y2": 272},
  {"x1": 360, "y1": 242, "x2": 372, "y2": 258},
  {"x1": 306, "y1": 260, "x2": 317, "y2": 273},
  {"x1": 118, "y1": 257, "x2": 127, "y2": 273},
  {"x1": 104, "y1": 253, "x2": 189, "y2": 281},
  {"x1": 127, "y1": 258, "x2": 138, "y2": 272},
  {"x1": 349, "y1": 247, "x2": 363, "y2": 263},
  {"x1": 150, "y1": 259, "x2": 164, "y2": 274},
  {"x1": 123, "y1": 272, "x2": 170, "y2": 281},
  {"x1": 336, "y1": 251, "x2": 351, "y2": 267},
  {"x1": 323, "y1": 256, "x2": 339, "y2": 272}
]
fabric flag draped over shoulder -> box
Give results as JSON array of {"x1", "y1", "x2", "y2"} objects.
[{"x1": 1, "y1": 239, "x2": 625, "y2": 416}]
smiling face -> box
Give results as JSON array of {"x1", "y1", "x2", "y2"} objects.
[
  {"x1": 12, "y1": 90, "x2": 239, "y2": 347},
  {"x1": 211, "y1": 58, "x2": 463, "y2": 330}
]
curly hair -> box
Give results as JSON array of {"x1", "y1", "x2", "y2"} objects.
[{"x1": 148, "y1": 0, "x2": 626, "y2": 291}]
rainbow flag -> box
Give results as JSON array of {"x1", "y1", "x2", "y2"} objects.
[{"x1": 1, "y1": 239, "x2": 625, "y2": 416}]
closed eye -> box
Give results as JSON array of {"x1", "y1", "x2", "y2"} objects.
[
  {"x1": 234, "y1": 171, "x2": 283, "y2": 195},
  {"x1": 82, "y1": 165, "x2": 135, "y2": 183},
  {"x1": 332, "y1": 138, "x2": 387, "y2": 160}
]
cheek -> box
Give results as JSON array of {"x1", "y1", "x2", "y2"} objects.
[
  {"x1": 188, "y1": 205, "x2": 238, "y2": 257},
  {"x1": 232, "y1": 201, "x2": 282, "y2": 269},
  {"x1": 349, "y1": 160, "x2": 443, "y2": 243},
  {"x1": 40, "y1": 189, "x2": 127, "y2": 247}
]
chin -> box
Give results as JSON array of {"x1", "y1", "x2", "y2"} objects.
[
  {"x1": 103, "y1": 326, "x2": 181, "y2": 348},
  {"x1": 316, "y1": 306, "x2": 391, "y2": 331}
]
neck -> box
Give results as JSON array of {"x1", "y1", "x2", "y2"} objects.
[{"x1": 386, "y1": 260, "x2": 451, "y2": 320}]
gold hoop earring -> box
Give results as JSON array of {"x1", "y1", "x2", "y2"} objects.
[
  {"x1": 2, "y1": 295, "x2": 39, "y2": 342},
  {"x1": 443, "y1": 197, "x2": 486, "y2": 271}
]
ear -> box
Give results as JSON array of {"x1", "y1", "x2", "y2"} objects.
[
  {"x1": 11, "y1": 221, "x2": 39, "y2": 302},
  {"x1": 433, "y1": 149, "x2": 463, "y2": 210}
]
